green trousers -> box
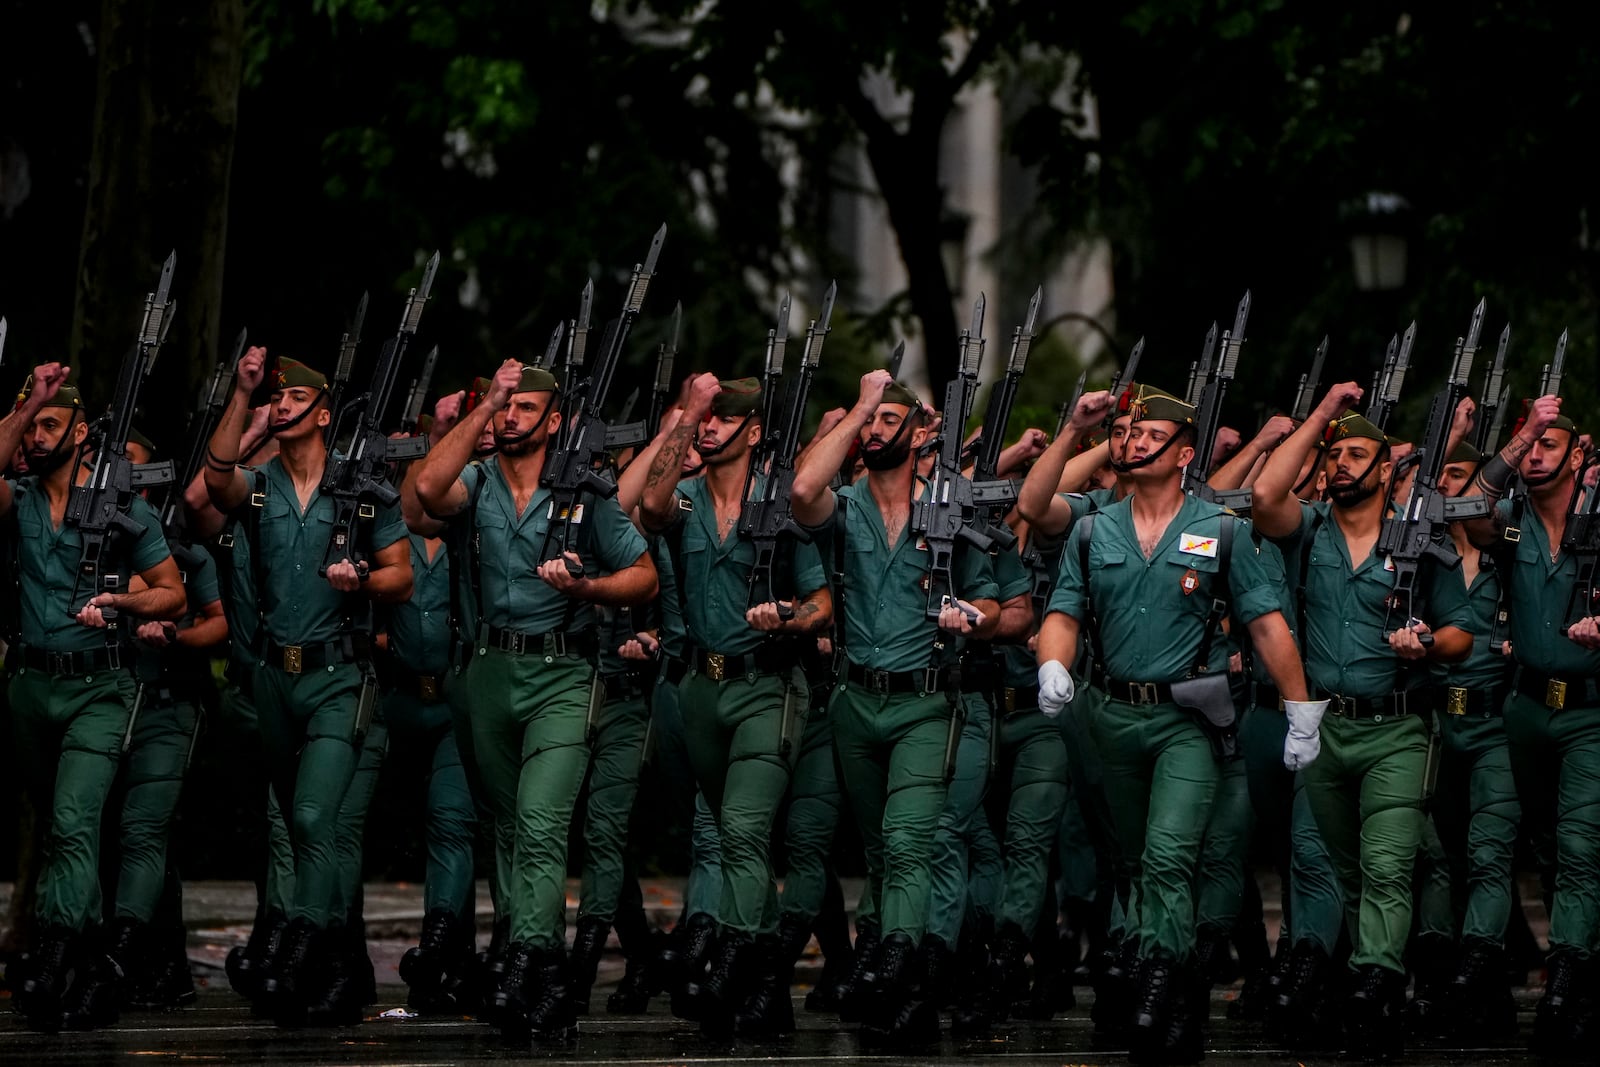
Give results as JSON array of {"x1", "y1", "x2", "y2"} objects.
[
  {"x1": 1059, "y1": 681, "x2": 1129, "y2": 939},
  {"x1": 385, "y1": 689, "x2": 478, "y2": 924},
  {"x1": 1503, "y1": 691, "x2": 1600, "y2": 956},
  {"x1": 9, "y1": 667, "x2": 135, "y2": 931},
  {"x1": 832, "y1": 684, "x2": 953, "y2": 942},
  {"x1": 1303, "y1": 713, "x2": 1430, "y2": 973},
  {"x1": 681, "y1": 667, "x2": 804, "y2": 936},
  {"x1": 650, "y1": 669, "x2": 721, "y2": 919},
  {"x1": 1414, "y1": 816, "x2": 1453, "y2": 941},
  {"x1": 1239, "y1": 703, "x2": 1343, "y2": 952},
  {"x1": 1195, "y1": 756, "x2": 1252, "y2": 932},
  {"x1": 466, "y1": 648, "x2": 594, "y2": 948},
  {"x1": 1433, "y1": 711, "x2": 1521, "y2": 943},
  {"x1": 578, "y1": 681, "x2": 650, "y2": 925},
  {"x1": 928, "y1": 693, "x2": 991, "y2": 947},
  {"x1": 114, "y1": 695, "x2": 200, "y2": 923},
  {"x1": 989, "y1": 705, "x2": 1069, "y2": 932},
  {"x1": 445, "y1": 667, "x2": 506, "y2": 922},
  {"x1": 252, "y1": 662, "x2": 366, "y2": 927},
  {"x1": 1090, "y1": 698, "x2": 1219, "y2": 961},
  {"x1": 778, "y1": 702, "x2": 844, "y2": 922}
]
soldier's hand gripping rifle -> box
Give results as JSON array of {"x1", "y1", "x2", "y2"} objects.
[
  {"x1": 740, "y1": 282, "x2": 834, "y2": 611},
  {"x1": 911, "y1": 295, "x2": 1002, "y2": 619},
  {"x1": 1185, "y1": 292, "x2": 1251, "y2": 508},
  {"x1": 317, "y1": 252, "x2": 440, "y2": 576},
  {"x1": 64, "y1": 251, "x2": 180, "y2": 626},
  {"x1": 1377, "y1": 300, "x2": 1494, "y2": 642},
  {"x1": 540, "y1": 224, "x2": 666, "y2": 567}
]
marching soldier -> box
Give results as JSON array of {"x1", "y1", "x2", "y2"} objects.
[
  {"x1": 1253, "y1": 384, "x2": 1474, "y2": 1060},
  {"x1": 1036, "y1": 385, "x2": 1316, "y2": 1064},
  {"x1": 413, "y1": 358, "x2": 657, "y2": 1039},
  {"x1": 639, "y1": 373, "x2": 832, "y2": 1037},
  {"x1": 3, "y1": 366, "x2": 187, "y2": 1031},
  {"x1": 791, "y1": 369, "x2": 1001, "y2": 1045},
  {"x1": 202, "y1": 348, "x2": 414, "y2": 1026},
  {"x1": 1462, "y1": 394, "x2": 1600, "y2": 1056}
]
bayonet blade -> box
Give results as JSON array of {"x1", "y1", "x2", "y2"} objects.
[
  {"x1": 401, "y1": 251, "x2": 440, "y2": 334},
  {"x1": 656, "y1": 302, "x2": 681, "y2": 391},
  {"x1": 140, "y1": 251, "x2": 178, "y2": 347},
  {"x1": 1545, "y1": 329, "x2": 1568, "y2": 396},
  {"x1": 1483, "y1": 324, "x2": 1508, "y2": 404},
  {"x1": 958, "y1": 293, "x2": 987, "y2": 377},
  {"x1": 1113, "y1": 337, "x2": 1146, "y2": 401},
  {"x1": 1387, "y1": 321, "x2": 1416, "y2": 405},
  {"x1": 767, "y1": 290, "x2": 792, "y2": 377},
  {"x1": 887, "y1": 339, "x2": 906, "y2": 380},
  {"x1": 1009, "y1": 285, "x2": 1043, "y2": 374},
  {"x1": 802, "y1": 281, "x2": 837, "y2": 369},
  {"x1": 1056, "y1": 368, "x2": 1088, "y2": 437},
  {"x1": 541, "y1": 321, "x2": 565, "y2": 369},
  {"x1": 616, "y1": 386, "x2": 640, "y2": 425},
  {"x1": 625, "y1": 224, "x2": 668, "y2": 314},
  {"x1": 1293, "y1": 336, "x2": 1328, "y2": 421},
  {"x1": 1219, "y1": 290, "x2": 1250, "y2": 379},
  {"x1": 334, "y1": 292, "x2": 369, "y2": 384},
  {"x1": 570, "y1": 279, "x2": 594, "y2": 369},
  {"x1": 0, "y1": 316, "x2": 6, "y2": 369}
]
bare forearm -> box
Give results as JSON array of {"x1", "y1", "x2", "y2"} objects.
[
  {"x1": 792, "y1": 402, "x2": 871, "y2": 518},
  {"x1": 1036, "y1": 611, "x2": 1080, "y2": 671},
  {"x1": 114, "y1": 584, "x2": 186, "y2": 622},
  {"x1": 176, "y1": 610, "x2": 229, "y2": 650},
  {"x1": 640, "y1": 421, "x2": 696, "y2": 528},
  {"x1": 1018, "y1": 432, "x2": 1079, "y2": 525},
  {"x1": 575, "y1": 562, "x2": 659, "y2": 607},
  {"x1": 416, "y1": 407, "x2": 490, "y2": 514},
  {"x1": 1208, "y1": 439, "x2": 1266, "y2": 491},
  {"x1": 203, "y1": 393, "x2": 252, "y2": 509},
  {"x1": 1247, "y1": 613, "x2": 1308, "y2": 700},
  {"x1": 619, "y1": 409, "x2": 681, "y2": 517},
  {"x1": 968, "y1": 598, "x2": 1002, "y2": 640},
  {"x1": 994, "y1": 594, "x2": 1035, "y2": 643},
  {"x1": 780, "y1": 588, "x2": 832, "y2": 635}
]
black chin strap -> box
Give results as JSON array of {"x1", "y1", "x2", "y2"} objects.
[
  {"x1": 1114, "y1": 427, "x2": 1189, "y2": 473},
  {"x1": 271, "y1": 389, "x2": 329, "y2": 438},
  {"x1": 695, "y1": 412, "x2": 755, "y2": 461},
  {"x1": 866, "y1": 404, "x2": 920, "y2": 464}
]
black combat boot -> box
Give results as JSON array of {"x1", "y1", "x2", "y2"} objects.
[
  {"x1": 834, "y1": 920, "x2": 882, "y2": 1022},
  {"x1": 669, "y1": 912, "x2": 718, "y2": 1021},
  {"x1": 566, "y1": 916, "x2": 609, "y2": 1016},
  {"x1": 525, "y1": 945, "x2": 578, "y2": 1041},
  {"x1": 474, "y1": 914, "x2": 512, "y2": 1018},
  {"x1": 1128, "y1": 950, "x2": 1178, "y2": 1065},
  {"x1": 1345, "y1": 963, "x2": 1406, "y2": 1062},
  {"x1": 805, "y1": 910, "x2": 858, "y2": 1013},
  {"x1": 860, "y1": 933, "x2": 938, "y2": 1048},
  {"x1": 128, "y1": 915, "x2": 196, "y2": 1012},
  {"x1": 1091, "y1": 936, "x2": 1140, "y2": 1044},
  {"x1": 919, "y1": 933, "x2": 958, "y2": 1010},
  {"x1": 16, "y1": 923, "x2": 77, "y2": 1033},
  {"x1": 262, "y1": 917, "x2": 319, "y2": 1024},
  {"x1": 1226, "y1": 927, "x2": 1277, "y2": 1021},
  {"x1": 300, "y1": 925, "x2": 365, "y2": 1027},
  {"x1": 491, "y1": 941, "x2": 539, "y2": 1036},
  {"x1": 107, "y1": 917, "x2": 149, "y2": 1007},
  {"x1": 1448, "y1": 936, "x2": 1517, "y2": 1043},
  {"x1": 734, "y1": 932, "x2": 797, "y2": 1038},
  {"x1": 402, "y1": 908, "x2": 473, "y2": 1014},
  {"x1": 955, "y1": 920, "x2": 1031, "y2": 1033},
  {"x1": 1265, "y1": 938, "x2": 1331, "y2": 1048},
  {"x1": 1533, "y1": 950, "x2": 1591, "y2": 1059},
  {"x1": 699, "y1": 929, "x2": 755, "y2": 1037},
  {"x1": 58, "y1": 931, "x2": 122, "y2": 1032},
  {"x1": 1159, "y1": 962, "x2": 1208, "y2": 1066},
  {"x1": 1403, "y1": 932, "x2": 1453, "y2": 1039},
  {"x1": 608, "y1": 929, "x2": 666, "y2": 1014},
  {"x1": 227, "y1": 906, "x2": 285, "y2": 1002}
]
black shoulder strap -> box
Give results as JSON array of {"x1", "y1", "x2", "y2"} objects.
[
  {"x1": 1078, "y1": 513, "x2": 1106, "y2": 677},
  {"x1": 1191, "y1": 516, "x2": 1235, "y2": 676},
  {"x1": 1294, "y1": 507, "x2": 1326, "y2": 647},
  {"x1": 830, "y1": 493, "x2": 848, "y2": 658}
]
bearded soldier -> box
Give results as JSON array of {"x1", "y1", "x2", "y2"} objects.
[
  {"x1": 3, "y1": 366, "x2": 187, "y2": 1032},
  {"x1": 413, "y1": 358, "x2": 657, "y2": 1040},
  {"x1": 791, "y1": 369, "x2": 1001, "y2": 1045},
  {"x1": 1462, "y1": 394, "x2": 1600, "y2": 1056},
  {"x1": 1036, "y1": 385, "x2": 1315, "y2": 1065},
  {"x1": 1253, "y1": 384, "x2": 1475, "y2": 1060}
]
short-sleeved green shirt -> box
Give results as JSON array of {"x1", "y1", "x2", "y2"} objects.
[
  {"x1": 222, "y1": 515, "x2": 257, "y2": 664},
  {"x1": 246, "y1": 458, "x2": 406, "y2": 645},
  {"x1": 1048, "y1": 493, "x2": 1281, "y2": 682},
  {"x1": 993, "y1": 547, "x2": 1043, "y2": 687},
  {"x1": 814, "y1": 480, "x2": 1000, "y2": 673},
  {"x1": 653, "y1": 536, "x2": 687, "y2": 659},
  {"x1": 9, "y1": 477, "x2": 173, "y2": 654},
  {"x1": 458, "y1": 456, "x2": 648, "y2": 634},
  {"x1": 386, "y1": 534, "x2": 452, "y2": 675},
  {"x1": 1496, "y1": 498, "x2": 1600, "y2": 677},
  {"x1": 1245, "y1": 535, "x2": 1295, "y2": 685},
  {"x1": 135, "y1": 545, "x2": 222, "y2": 683},
  {"x1": 1275, "y1": 501, "x2": 1473, "y2": 697},
  {"x1": 1442, "y1": 553, "x2": 1514, "y2": 691},
  {"x1": 669, "y1": 476, "x2": 827, "y2": 655}
]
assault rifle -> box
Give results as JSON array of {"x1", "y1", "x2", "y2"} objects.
[
  {"x1": 645, "y1": 302, "x2": 681, "y2": 439},
  {"x1": 541, "y1": 224, "x2": 666, "y2": 565},
  {"x1": 1185, "y1": 291, "x2": 1251, "y2": 503},
  {"x1": 397, "y1": 345, "x2": 438, "y2": 437},
  {"x1": 153, "y1": 327, "x2": 246, "y2": 567},
  {"x1": 1473, "y1": 325, "x2": 1511, "y2": 453},
  {"x1": 1377, "y1": 300, "x2": 1493, "y2": 638},
  {"x1": 1292, "y1": 337, "x2": 1329, "y2": 423},
  {"x1": 1367, "y1": 323, "x2": 1416, "y2": 433},
  {"x1": 912, "y1": 295, "x2": 1012, "y2": 619},
  {"x1": 323, "y1": 293, "x2": 369, "y2": 449},
  {"x1": 970, "y1": 286, "x2": 1042, "y2": 483},
  {"x1": 605, "y1": 387, "x2": 645, "y2": 452},
  {"x1": 739, "y1": 282, "x2": 834, "y2": 609},
  {"x1": 317, "y1": 252, "x2": 439, "y2": 575},
  {"x1": 64, "y1": 252, "x2": 180, "y2": 626},
  {"x1": 1502, "y1": 329, "x2": 1567, "y2": 536},
  {"x1": 1185, "y1": 322, "x2": 1218, "y2": 408},
  {"x1": 1563, "y1": 448, "x2": 1600, "y2": 624}
]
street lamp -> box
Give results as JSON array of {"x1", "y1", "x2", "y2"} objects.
[{"x1": 1344, "y1": 191, "x2": 1412, "y2": 292}]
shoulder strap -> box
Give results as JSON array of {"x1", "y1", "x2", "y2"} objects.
[
  {"x1": 1078, "y1": 513, "x2": 1106, "y2": 677},
  {"x1": 1191, "y1": 516, "x2": 1235, "y2": 676},
  {"x1": 830, "y1": 493, "x2": 848, "y2": 658},
  {"x1": 1294, "y1": 507, "x2": 1326, "y2": 646}
]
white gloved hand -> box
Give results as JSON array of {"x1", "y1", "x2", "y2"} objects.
[
  {"x1": 1038, "y1": 660, "x2": 1075, "y2": 718},
  {"x1": 1282, "y1": 699, "x2": 1330, "y2": 771}
]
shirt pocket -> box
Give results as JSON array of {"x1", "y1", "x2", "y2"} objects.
[{"x1": 1161, "y1": 544, "x2": 1222, "y2": 617}]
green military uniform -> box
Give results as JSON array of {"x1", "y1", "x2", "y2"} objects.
[
  {"x1": 1051, "y1": 492, "x2": 1281, "y2": 965},
  {"x1": 241, "y1": 454, "x2": 405, "y2": 930},
  {"x1": 114, "y1": 549, "x2": 219, "y2": 925},
  {"x1": 776, "y1": 643, "x2": 846, "y2": 927},
  {"x1": 7, "y1": 477, "x2": 170, "y2": 935},
  {"x1": 1275, "y1": 491, "x2": 1471, "y2": 979},
  {"x1": 455, "y1": 454, "x2": 647, "y2": 949},
  {"x1": 669, "y1": 472, "x2": 822, "y2": 909},
  {"x1": 1493, "y1": 489, "x2": 1600, "y2": 1005},
  {"x1": 821, "y1": 478, "x2": 998, "y2": 945}
]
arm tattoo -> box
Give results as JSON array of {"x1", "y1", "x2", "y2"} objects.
[{"x1": 646, "y1": 424, "x2": 696, "y2": 489}]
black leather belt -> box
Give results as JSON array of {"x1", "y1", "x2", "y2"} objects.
[
  {"x1": 691, "y1": 643, "x2": 796, "y2": 682},
  {"x1": 17, "y1": 645, "x2": 123, "y2": 676},
  {"x1": 262, "y1": 639, "x2": 362, "y2": 674},
  {"x1": 1515, "y1": 669, "x2": 1600, "y2": 711},
  {"x1": 1312, "y1": 687, "x2": 1426, "y2": 721},
  {"x1": 481, "y1": 625, "x2": 597, "y2": 659},
  {"x1": 1002, "y1": 684, "x2": 1040, "y2": 714},
  {"x1": 391, "y1": 666, "x2": 447, "y2": 702},
  {"x1": 1252, "y1": 683, "x2": 1283, "y2": 711},
  {"x1": 1101, "y1": 678, "x2": 1177, "y2": 706},
  {"x1": 1435, "y1": 684, "x2": 1508, "y2": 718},
  {"x1": 601, "y1": 671, "x2": 644, "y2": 702},
  {"x1": 844, "y1": 662, "x2": 947, "y2": 696}
]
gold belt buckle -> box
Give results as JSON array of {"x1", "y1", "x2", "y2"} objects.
[
  {"x1": 1547, "y1": 678, "x2": 1568, "y2": 710},
  {"x1": 418, "y1": 675, "x2": 439, "y2": 701},
  {"x1": 705, "y1": 652, "x2": 725, "y2": 682},
  {"x1": 1004, "y1": 687, "x2": 1017, "y2": 713},
  {"x1": 1130, "y1": 682, "x2": 1158, "y2": 706},
  {"x1": 1446, "y1": 687, "x2": 1468, "y2": 716},
  {"x1": 283, "y1": 645, "x2": 303, "y2": 674}
]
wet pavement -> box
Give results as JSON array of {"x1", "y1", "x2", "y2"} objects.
[{"x1": 0, "y1": 877, "x2": 1559, "y2": 1064}]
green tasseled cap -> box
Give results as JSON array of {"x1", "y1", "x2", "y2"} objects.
[
  {"x1": 880, "y1": 381, "x2": 922, "y2": 410},
  {"x1": 711, "y1": 377, "x2": 762, "y2": 418},
  {"x1": 1324, "y1": 413, "x2": 1389, "y2": 446},
  {"x1": 1447, "y1": 441, "x2": 1484, "y2": 465},
  {"x1": 515, "y1": 365, "x2": 559, "y2": 394},
  {"x1": 1127, "y1": 384, "x2": 1196, "y2": 426},
  {"x1": 272, "y1": 358, "x2": 328, "y2": 391}
]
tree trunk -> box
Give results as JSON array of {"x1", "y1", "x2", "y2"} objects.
[{"x1": 72, "y1": 0, "x2": 243, "y2": 445}]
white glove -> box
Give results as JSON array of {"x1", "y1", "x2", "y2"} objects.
[
  {"x1": 1283, "y1": 699, "x2": 1330, "y2": 771},
  {"x1": 1038, "y1": 661, "x2": 1075, "y2": 718}
]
